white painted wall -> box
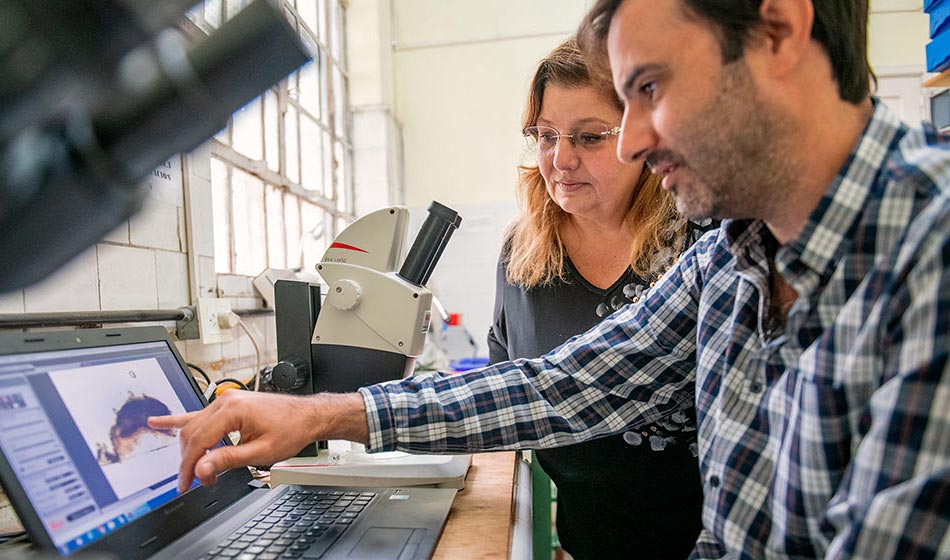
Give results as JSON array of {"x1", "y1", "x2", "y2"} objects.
[
  {"x1": 869, "y1": 2, "x2": 931, "y2": 126},
  {"x1": 392, "y1": 0, "x2": 591, "y2": 208},
  {"x1": 348, "y1": 0, "x2": 404, "y2": 215},
  {"x1": 869, "y1": 0, "x2": 929, "y2": 70}
]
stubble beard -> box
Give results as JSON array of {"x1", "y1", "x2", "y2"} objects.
[{"x1": 659, "y1": 60, "x2": 797, "y2": 222}]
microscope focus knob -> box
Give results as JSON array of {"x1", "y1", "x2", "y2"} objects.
[
  {"x1": 271, "y1": 357, "x2": 309, "y2": 391},
  {"x1": 328, "y1": 279, "x2": 362, "y2": 310}
]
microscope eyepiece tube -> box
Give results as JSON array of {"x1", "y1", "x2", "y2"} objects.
[{"x1": 397, "y1": 201, "x2": 461, "y2": 286}]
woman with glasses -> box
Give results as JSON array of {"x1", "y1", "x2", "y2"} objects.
[{"x1": 487, "y1": 38, "x2": 711, "y2": 559}]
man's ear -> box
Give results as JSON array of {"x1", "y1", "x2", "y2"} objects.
[{"x1": 751, "y1": 0, "x2": 814, "y2": 79}]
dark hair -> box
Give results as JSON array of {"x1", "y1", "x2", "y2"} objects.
[{"x1": 578, "y1": 0, "x2": 873, "y2": 104}]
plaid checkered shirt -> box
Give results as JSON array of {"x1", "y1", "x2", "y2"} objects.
[{"x1": 359, "y1": 100, "x2": 950, "y2": 559}]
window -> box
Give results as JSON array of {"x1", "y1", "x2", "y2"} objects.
[{"x1": 188, "y1": 0, "x2": 353, "y2": 276}]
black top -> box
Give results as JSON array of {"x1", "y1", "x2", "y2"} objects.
[{"x1": 487, "y1": 222, "x2": 714, "y2": 560}]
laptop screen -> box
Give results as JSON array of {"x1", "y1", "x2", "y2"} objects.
[{"x1": 0, "y1": 339, "x2": 204, "y2": 556}]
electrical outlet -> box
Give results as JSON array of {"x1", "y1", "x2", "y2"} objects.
[{"x1": 197, "y1": 297, "x2": 235, "y2": 344}]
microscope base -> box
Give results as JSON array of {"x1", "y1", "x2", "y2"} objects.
[{"x1": 269, "y1": 450, "x2": 472, "y2": 489}]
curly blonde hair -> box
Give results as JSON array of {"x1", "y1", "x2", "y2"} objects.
[{"x1": 505, "y1": 38, "x2": 684, "y2": 288}]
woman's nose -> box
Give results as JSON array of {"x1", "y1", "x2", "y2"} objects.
[{"x1": 552, "y1": 137, "x2": 580, "y2": 169}]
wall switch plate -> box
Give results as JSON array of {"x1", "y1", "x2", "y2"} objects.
[{"x1": 197, "y1": 297, "x2": 235, "y2": 344}]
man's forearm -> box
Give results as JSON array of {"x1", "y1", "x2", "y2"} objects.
[{"x1": 310, "y1": 392, "x2": 370, "y2": 444}]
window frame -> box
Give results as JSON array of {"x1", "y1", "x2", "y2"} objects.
[{"x1": 188, "y1": 0, "x2": 354, "y2": 276}]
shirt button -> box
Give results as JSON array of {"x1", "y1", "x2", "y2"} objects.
[
  {"x1": 749, "y1": 381, "x2": 763, "y2": 393},
  {"x1": 708, "y1": 475, "x2": 720, "y2": 488}
]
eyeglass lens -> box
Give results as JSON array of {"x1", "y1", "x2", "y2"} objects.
[{"x1": 524, "y1": 125, "x2": 616, "y2": 153}]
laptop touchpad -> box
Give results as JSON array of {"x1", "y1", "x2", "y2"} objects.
[{"x1": 348, "y1": 527, "x2": 426, "y2": 559}]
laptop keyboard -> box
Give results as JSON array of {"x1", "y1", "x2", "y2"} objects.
[{"x1": 200, "y1": 489, "x2": 378, "y2": 560}]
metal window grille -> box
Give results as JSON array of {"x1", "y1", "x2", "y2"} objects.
[{"x1": 188, "y1": 0, "x2": 353, "y2": 276}]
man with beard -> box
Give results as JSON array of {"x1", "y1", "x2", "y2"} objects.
[{"x1": 153, "y1": 1, "x2": 950, "y2": 557}]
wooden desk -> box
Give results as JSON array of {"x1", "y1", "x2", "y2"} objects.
[
  {"x1": 434, "y1": 452, "x2": 518, "y2": 560},
  {"x1": 1, "y1": 490, "x2": 20, "y2": 535}
]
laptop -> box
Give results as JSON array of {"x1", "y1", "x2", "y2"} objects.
[{"x1": 0, "y1": 326, "x2": 457, "y2": 559}]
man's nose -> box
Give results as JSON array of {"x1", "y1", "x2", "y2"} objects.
[
  {"x1": 552, "y1": 137, "x2": 580, "y2": 169},
  {"x1": 617, "y1": 106, "x2": 657, "y2": 163}
]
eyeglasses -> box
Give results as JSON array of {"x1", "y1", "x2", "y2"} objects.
[{"x1": 523, "y1": 124, "x2": 621, "y2": 155}]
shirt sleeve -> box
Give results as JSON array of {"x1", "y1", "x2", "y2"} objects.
[
  {"x1": 824, "y1": 201, "x2": 950, "y2": 559},
  {"x1": 358, "y1": 233, "x2": 715, "y2": 454}
]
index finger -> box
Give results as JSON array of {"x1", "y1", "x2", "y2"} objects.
[
  {"x1": 175, "y1": 405, "x2": 243, "y2": 493},
  {"x1": 148, "y1": 410, "x2": 206, "y2": 492},
  {"x1": 150, "y1": 409, "x2": 218, "y2": 493},
  {"x1": 148, "y1": 411, "x2": 199, "y2": 430}
]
